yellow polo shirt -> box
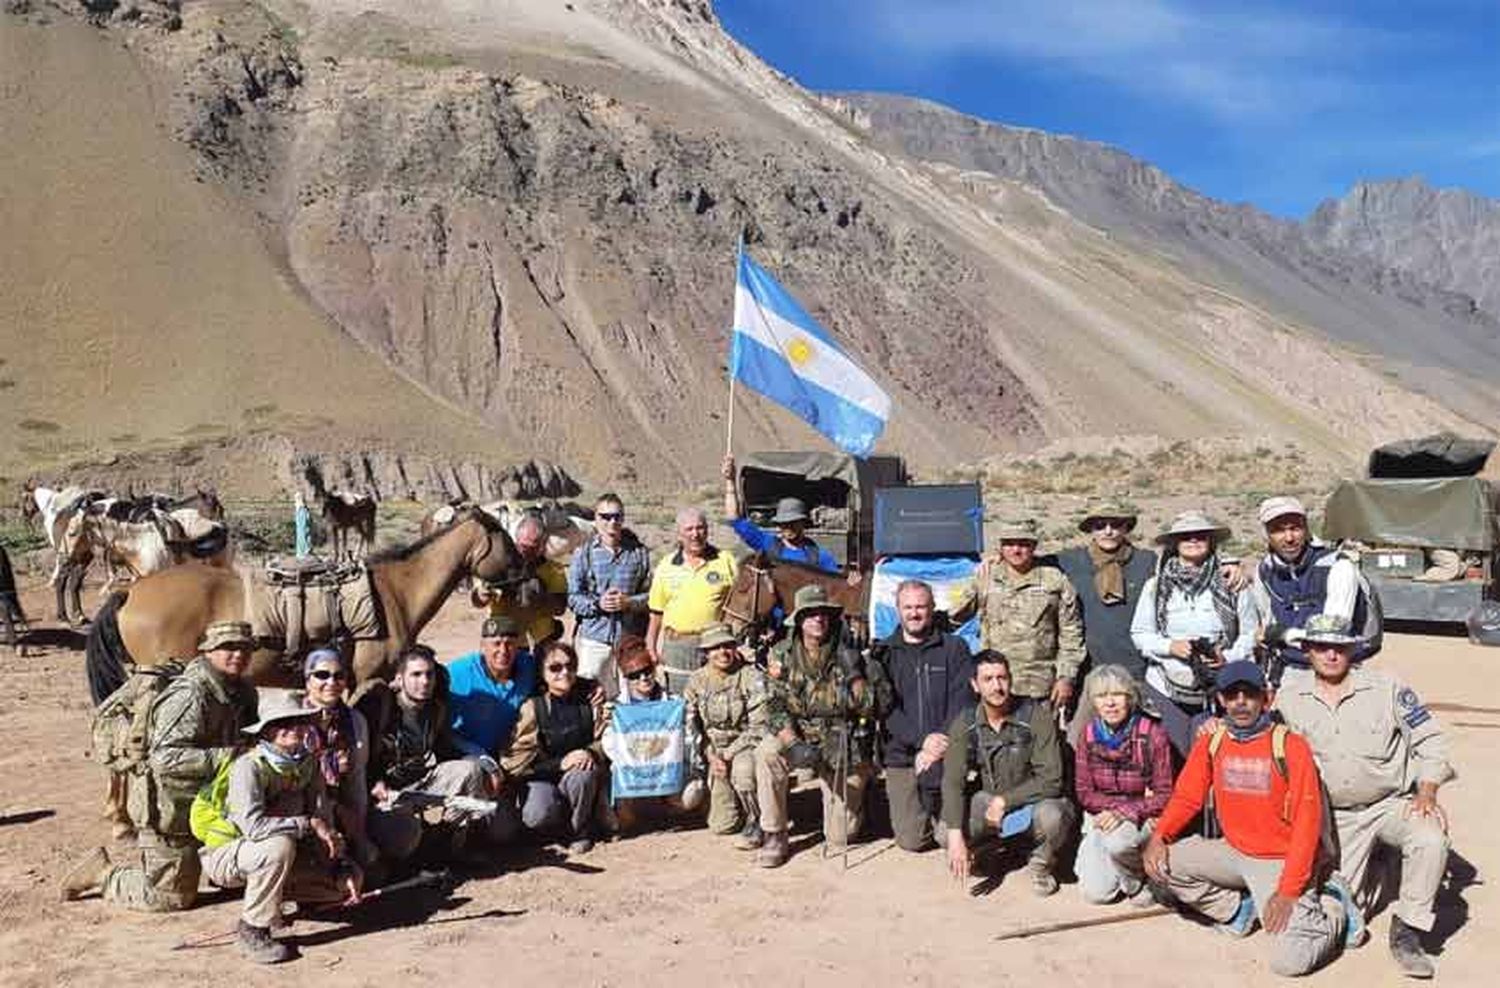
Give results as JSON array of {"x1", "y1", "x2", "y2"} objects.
[
  {"x1": 487, "y1": 557, "x2": 569, "y2": 645},
  {"x1": 648, "y1": 546, "x2": 739, "y2": 633}
]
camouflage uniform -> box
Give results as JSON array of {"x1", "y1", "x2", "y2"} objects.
[
  {"x1": 756, "y1": 629, "x2": 893, "y2": 847},
  {"x1": 976, "y1": 531, "x2": 1085, "y2": 701},
  {"x1": 684, "y1": 662, "x2": 769, "y2": 834},
  {"x1": 103, "y1": 656, "x2": 258, "y2": 911}
]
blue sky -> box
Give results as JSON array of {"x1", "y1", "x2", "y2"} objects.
[{"x1": 715, "y1": 0, "x2": 1500, "y2": 217}]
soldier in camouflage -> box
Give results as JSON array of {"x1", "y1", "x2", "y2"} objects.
[
  {"x1": 973, "y1": 519, "x2": 1085, "y2": 710},
  {"x1": 60, "y1": 621, "x2": 260, "y2": 909},
  {"x1": 683, "y1": 623, "x2": 769, "y2": 849},
  {"x1": 755, "y1": 585, "x2": 892, "y2": 868}
]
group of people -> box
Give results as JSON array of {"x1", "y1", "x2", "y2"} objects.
[{"x1": 58, "y1": 486, "x2": 1454, "y2": 979}]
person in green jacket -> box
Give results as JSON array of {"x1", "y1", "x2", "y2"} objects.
[{"x1": 941, "y1": 649, "x2": 1077, "y2": 896}]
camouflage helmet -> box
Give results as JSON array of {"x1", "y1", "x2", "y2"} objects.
[{"x1": 786, "y1": 584, "x2": 843, "y2": 627}]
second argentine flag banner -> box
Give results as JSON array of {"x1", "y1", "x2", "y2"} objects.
[{"x1": 730, "y1": 251, "x2": 891, "y2": 457}]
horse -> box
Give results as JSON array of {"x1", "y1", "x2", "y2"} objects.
[
  {"x1": 22, "y1": 481, "x2": 99, "y2": 625},
  {"x1": 720, "y1": 551, "x2": 869, "y2": 648},
  {"x1": 74, "y1": 499, "x2": 231, "y2": 591},
  {"x1": 0, "y1": 543, "x2": 28, "y2": 654},
  {"x1": 84, "y1": 507, "x2": 529, "y2": 700},
  {"x1": 320, "y1": 489, "x2": 376, "y2": 562}
]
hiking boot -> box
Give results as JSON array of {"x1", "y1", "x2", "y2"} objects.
[
  {"x1": 1323, "y1": 873, "x2": 1368, "y2": 948},
  {"x1": 236, "y1": 920, "x2": 294, "y2": 965},
  {"x1": 1029, "y1": 868, "x2": 1059, "y2": 898},
  {"x1": 757, "y1": 830, "x2": 789, "y2": 869},
  {"x1": 733, "y1": 821, "x2": 764, "y2": 851},
  {"x1": 1389, "y1": 916, "x2": 1435, "y2": 979},
  {"x1": 1217, "y1": 892, "x2": 1259, "y2": 938},
  {"x1": 58, "y1": 847, "x2": 112, "y2": 902}
]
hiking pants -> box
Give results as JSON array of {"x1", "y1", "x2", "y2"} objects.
[
  {"x1": 965, "y1": 794, "x2": 1076, "y2": 876},
  {"x1": 754, "y1": 735, "x2": 870, "y2": 849},
  {"x1": 102, "y1": 829, "x2": 200, "y2": 912},
  {"x1": 885, "y1": 766, "x2": 943, "y2": 852},
  {"x1": 1160, "y1": 836, "x2": 1345, "y2": 977},
  {"x1": 200, "y1": 835, "x2": 347, "y2": 929},
  {"x1": 1075, "y1": 814, "x2": 1150, "y2": 903},
  {"x1": 1336, "y1": 796, "x2": 1448, "y2": 932},
  {"x1": 520, "y1": 764, "x2": 605, "y2": 838},
  {"x1": 706, "y1": 748, "x2": 757, "y2": 835}
]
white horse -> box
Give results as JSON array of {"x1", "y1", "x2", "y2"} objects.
[
  {"x1": 422, "y1": 498, "x2": 591, "y2": 561},
  {"x1": 75, "y1": 499, "x2": 231, "y2": 590}
]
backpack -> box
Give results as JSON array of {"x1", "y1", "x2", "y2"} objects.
[
  {"x1": 188, "y1": 752, "x2": 241, "y2": 848},
  {"x1": 1260, "y1": 547, "x2": 1384, "y2": 660},
  {"x1": 89, "y1": 660, "x2": 187, "y2": 773},
  {"x1": 1202, "y1": 723, "x2": 1337, "y2": 868}
]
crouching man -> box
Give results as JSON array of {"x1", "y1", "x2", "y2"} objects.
[
  {"x1": 198, "y1": 693, "x2": 363, "y2": 965},
  {"x1": 941, "y1": 649, "x2": 1076, "y2": 896},
  {"x1": 1143, "y1": 661, "x2": 1355, "y2": 978}
]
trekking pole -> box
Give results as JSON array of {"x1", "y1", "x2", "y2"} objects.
[
  {"x1": 992, "y1": 905, "x2": 1173, "y2": 941},
  {"x1": 170, "y1": 870, "x2": 452, "y2": 951}
]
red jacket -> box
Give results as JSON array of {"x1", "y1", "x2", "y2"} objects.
[{"x1": 1156, "y1": 726, "x2": 1323, "y2": 899}]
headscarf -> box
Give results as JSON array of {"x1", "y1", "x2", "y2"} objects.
[{"x1": 1154, "y1": 551, "x2": 1238, "y2": 647}]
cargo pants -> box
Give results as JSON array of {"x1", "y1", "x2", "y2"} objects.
[{"x1": 1335, "y1": 795, "x2": 1448, "y2": 932}]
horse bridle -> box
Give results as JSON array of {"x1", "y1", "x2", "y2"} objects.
[{"x1": 720, "y1": 558, "x2": 774, "y2": 631}]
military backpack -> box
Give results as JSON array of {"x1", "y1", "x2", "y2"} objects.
[{"x1": 89, "y1": 659, "x2": 187, "y2": 774}]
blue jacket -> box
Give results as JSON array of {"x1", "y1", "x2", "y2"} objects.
[{"x1": 729, "y1": 517, "x2": 839, "y2": 573}]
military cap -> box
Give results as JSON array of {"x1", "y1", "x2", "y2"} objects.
[
  {"x1": 481, "y1": 615, "x2": 522, "y2": 639},
  {"x1": 198, "y1": 620, "x2": 255, "y2": 653},
  {"x1": 995, "y1": 519, "x2": 1040, "y2": 543},
  {"x1": 697, "y1": 623, "x2": 739, "y2": 651}
]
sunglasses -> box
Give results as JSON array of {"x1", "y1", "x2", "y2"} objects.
[
  {"x1": 309, "y1": 669, "x2": 347, "y2": 682},
  {"x1": 597, "y1": 511, "x2": 624, "y2": 522},
  {"x1": 1091, "y1": 520, "x2": 1129, "y2": 531},
  {"x1": 545, "y1": 663, "x2": 577, "y2": 674},
  {"x1": 624, "y1": 667, "x2": 655, "y2": 682}
]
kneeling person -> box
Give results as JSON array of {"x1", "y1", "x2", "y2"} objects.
[
  {"x1": 941, "y1": 649, "x2": 1076, "y2": 896},
  {"x1": 1143, "y1": 661, "x2": 1352, "y2": 978},
  {"x1": 602, "y1": 636, "x2": 707, "y2": 833},
  {"x1": 356, "y1": 645, "x2": 517, "y2": 853},
  {"x1": 198, "y1": 694, "x2": 362, "y2": 965},
  {"x1": 683, "y1": 624, "x2": 768, "y2": 847}
]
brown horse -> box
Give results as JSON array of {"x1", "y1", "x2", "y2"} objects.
[
  {"x1": 720, "y1": 552, "x2": 868, "y2": 643},
  {"x1": 84, "y1": 509, "x2": 529, "y2": 699}
]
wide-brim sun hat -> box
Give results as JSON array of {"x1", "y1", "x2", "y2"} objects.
[
  {"x1": 1301, "y1": 613, "x2": 1361, "y2": 646},
  {"x1": 242, "y1": 689, "x2": 315, "y2": 735},
  {"x1": 769, "y1": 497, "x2": 811, "y2": 525},
  {"x1": 786, "y1": 584, "x2": 843, "y2": 626},
  {"x1": 1154, "y1": 510, "x2": 1231, "y2": 546},
  {"x1": 1077, "y1": 503, "x2": 1138, "y2": 534}
]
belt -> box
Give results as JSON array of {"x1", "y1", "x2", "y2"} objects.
[{"x1": 661, "y1": 628, "x2": 702, "y2": 640}]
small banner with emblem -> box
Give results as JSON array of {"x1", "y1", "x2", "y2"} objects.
[{"x1": 605, "y1": 698, "x2": 687, "y2": 801}]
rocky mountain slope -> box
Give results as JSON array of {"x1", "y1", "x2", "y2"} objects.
[
  {"x1": 2, "y1": 1, "x2": 1492, "y2": 497},
  {"x1": 838, "y1": 93, "x2": 1500, "y2": 427}
]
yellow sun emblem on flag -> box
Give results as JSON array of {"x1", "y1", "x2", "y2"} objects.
[{"x1": 784, "y1": 336, "x2": 814, "y2": 367}]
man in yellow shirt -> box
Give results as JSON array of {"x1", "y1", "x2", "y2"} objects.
[
  {"x1": 472, "y1": 514, "x2": 568, "y2": 649},
  {"x1": 647, "y1": 507, "x2": 738, "y2": 692}
]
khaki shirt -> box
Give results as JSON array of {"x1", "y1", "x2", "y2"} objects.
[
  {"x1": 975, "y1": 561, "x2": 1084, "y2": 699},
  {"x1": 1276, "y1": 666, "x2": 1453, "y2": 810},
  {"x1": 683, "y1": 664, "x2": 769, "y2": 760}
]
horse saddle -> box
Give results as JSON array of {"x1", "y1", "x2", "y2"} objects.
[{"x1": 252, "y1": 558, "x2": 381, "y2": 658}]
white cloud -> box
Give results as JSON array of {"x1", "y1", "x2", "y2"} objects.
[{"x1": 863, "y1": 0, "x2": 1390, "y2": 123}]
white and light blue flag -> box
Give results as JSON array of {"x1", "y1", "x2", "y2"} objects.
[
  {"x1": 731, "y1": 250, "x2": 891, "y2": 457},
  {"x1": 605, "y1": 698, "x2": 687, "y2": 801},
  {"x1": 868, "y1": 555, "x2": 982, "y2": 653}
]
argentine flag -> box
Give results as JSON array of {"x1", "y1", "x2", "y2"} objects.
[
  {"x1": 605, "y1": 698, "x2": 687, "y2": 801},
  {"x1": 731, "y1": 250, "x2": 891, "y2": 457},
  {"x1": 868, "y1": 555, "x2": 982, "y2": 653}
]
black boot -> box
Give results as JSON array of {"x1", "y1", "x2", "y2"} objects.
[{"x1": 1389, "y1": 916, "x2": 1435, "y2": 979}]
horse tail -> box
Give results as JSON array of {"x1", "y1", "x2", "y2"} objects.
[
  {"x1": 86, "y1": 591, "x2": 133, "y2": 706},
  {"x1": 0, "y1": 545, "x2": 24, "y2": 624}
]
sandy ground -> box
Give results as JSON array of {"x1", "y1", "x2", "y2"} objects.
[{"x1": 0, "y1": 570, "x2": 1495, "y2": 988}]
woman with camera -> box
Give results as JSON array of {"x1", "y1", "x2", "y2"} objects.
[{"x1": 1130, "y1": 511, "x2": 1256, "y2": 755}]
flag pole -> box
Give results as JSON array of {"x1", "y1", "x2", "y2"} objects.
[{"x1": 726, "y1": 233, "x2": 743, "y2": 457}]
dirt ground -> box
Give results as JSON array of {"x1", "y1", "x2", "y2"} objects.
[{"x1": 1, "y1": 573, "x2": 1495, "y2": 988}]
